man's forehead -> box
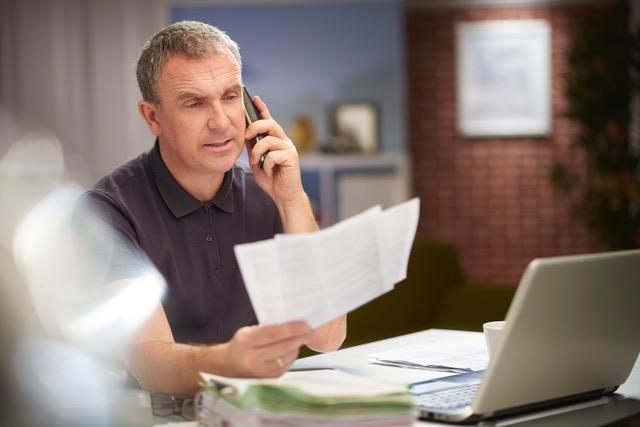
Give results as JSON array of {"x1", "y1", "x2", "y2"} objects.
[{"x1": 159, "y1": 52, "x2": 242, "y2": 87}]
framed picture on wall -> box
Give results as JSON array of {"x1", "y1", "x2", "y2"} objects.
[
  {"x1": 456, "y1": 20, "x2": 551, "y2": 137},
  {"x1": 330, "y1": 102, "x2": 379, "y2": 154}
]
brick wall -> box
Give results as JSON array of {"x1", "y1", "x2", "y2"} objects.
[{"x1": 407, "y1": 2, "x2": 605, "y2": 286}]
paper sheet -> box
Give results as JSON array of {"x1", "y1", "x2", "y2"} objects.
[
  {"x1": 234, "y1": 198, "x2": 420, "y2": 328},
  {"x1": 368, "y1": 329, "x2": 489, "y2": 372}
]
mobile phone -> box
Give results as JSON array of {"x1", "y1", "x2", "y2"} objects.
[{"x1": 242, "y1": 86, "x2": 267, "y2": 169}]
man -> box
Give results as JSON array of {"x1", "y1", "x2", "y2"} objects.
[{"x1": 81, "y1": 21, "x2": 346, "y2": 397}]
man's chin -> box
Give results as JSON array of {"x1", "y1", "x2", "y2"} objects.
[{"x1": 199, "y1": 154, "x2": 241, "y2": 175}]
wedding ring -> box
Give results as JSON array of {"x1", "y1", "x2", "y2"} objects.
[{"x1": 276, "y1": 357, "x2": 284, "y2": 368}]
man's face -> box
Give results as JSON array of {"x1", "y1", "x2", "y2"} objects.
[{"x1": 149, "y1": 52, "x2": 246, "y2": 179}]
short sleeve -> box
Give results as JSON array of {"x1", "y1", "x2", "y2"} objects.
[
  {"x1": 73, "y1": 191, "x2": 154, "y2": 284},
  {"x1": 274, "y1": 208, "x2": 283, "y2": 234}
]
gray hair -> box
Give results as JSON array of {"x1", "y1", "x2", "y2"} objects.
[{"x1": 136, "y1": 20, "x2": 242, "y2": 105}]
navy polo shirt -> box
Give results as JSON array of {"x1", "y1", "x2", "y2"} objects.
[{"x1": 79, "y1": 142, "x2": 282, "y2": 344}]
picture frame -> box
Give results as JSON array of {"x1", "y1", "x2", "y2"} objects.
[
  {"x1": 456, "y1": 20, "x2": 551, "y2": 137},
  {"x1": 330, "y1": 102, "x2": 379, "y2": 154}
]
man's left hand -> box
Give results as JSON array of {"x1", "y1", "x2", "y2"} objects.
[{"x1": 245, "y1": 96, "x2": 305, "y2": 207}]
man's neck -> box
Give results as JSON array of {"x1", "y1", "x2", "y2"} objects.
[{"x1": 158, "y1": 144, "x2": 225, "y2": 203}]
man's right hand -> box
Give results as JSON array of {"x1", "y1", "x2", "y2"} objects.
[
  {"x1": 222, "y1": 321, "x2": 312, "y2": 378},
  {"x1": 127, "y1": 304, "x2": 314, "y2": 396}
]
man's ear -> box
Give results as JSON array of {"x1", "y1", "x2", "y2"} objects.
[{"x1": 138, "y1": 100, "x2": 161, "y2": 136}]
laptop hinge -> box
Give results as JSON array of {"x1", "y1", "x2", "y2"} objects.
[{"x1": 487, "y1": 387, "x2": 616, "y2": 421}]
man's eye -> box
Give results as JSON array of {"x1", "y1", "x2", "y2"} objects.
[
  {"x1": 223, "y1": 94, "x2": 239, "y2": 101},
  {"x1": 185, "y1": 100, "x2": 201, "y2": 108}
]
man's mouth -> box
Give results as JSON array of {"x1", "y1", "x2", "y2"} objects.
[{"x1": 203, "y1": 139, "x2": 233, "y2": 148}]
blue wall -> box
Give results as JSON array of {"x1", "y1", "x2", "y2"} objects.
[{"x1": 171, "y1": 0, "x2": 406, "y2": 152}]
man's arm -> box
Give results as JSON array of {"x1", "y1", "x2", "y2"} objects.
[
  {"x1": 77, "y1": 192, "x2": 314, "y2": 397},
  {"x1": 128, "y1": 303, "x2": 312, "y2": 397},
  {"x1": 245, "y1": 96, "x2": 347, "y2": 353}
]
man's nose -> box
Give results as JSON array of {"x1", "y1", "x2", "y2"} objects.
[{"x1": 207, "y1": 103, "x2": 231, "y2": 131}]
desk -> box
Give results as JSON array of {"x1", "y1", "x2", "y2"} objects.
[{"x1": 293, "y1": 329, "x2": 640, "y2": 426}]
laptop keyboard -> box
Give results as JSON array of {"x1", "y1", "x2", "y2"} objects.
[{"x1": 413, "y1": 383, "x2": 480, "y2": 409}]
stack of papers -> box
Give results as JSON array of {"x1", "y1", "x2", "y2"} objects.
[
  {"x1": 197, "y1": 370, "x2": 415, "y2": 426},
  {"x1": 234, "y1": 198, "x2": 420, "y2": 327},
  {"x1": 368, "y1": 329, "x2": 489, "y2": 373}
]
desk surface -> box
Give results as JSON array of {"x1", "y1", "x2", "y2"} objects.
[{"x1": 293, "y1": 329, "x2": 640, "y2": 426}]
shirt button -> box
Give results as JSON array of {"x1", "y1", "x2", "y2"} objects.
[
  {"x1": 205, "y1": 234, "x2": 213, "y2": 242},
  {"x1": 203, "y1": 205, "x2": 210, "y2": 213}
]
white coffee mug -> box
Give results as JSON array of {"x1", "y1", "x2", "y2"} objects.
[{"x1": 483, "y1": 320, "x2": 505, "y2": 358}]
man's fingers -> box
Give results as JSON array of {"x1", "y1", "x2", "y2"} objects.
[
  {"x1": 229, "y1": 326, "x2": 306, "y2": 378},
  {"x1": 262, "y1": 348, "x2": 300, "y2": 377},
  {"x1": 252, "y1": 95, "x2": 272, "y2": 120},
  {"x1": 255, "y1": 335, "x2": 305, "y2": 361},
  {"x1": 245, "y1": 118, "x2": 285, "y2": 140},
  {"x1": 230, "y1": 324, "x2": 307, "y2": 377},
  {"x1": 248, "y1": 136, "x2": 292, "y2": 166},
  {"x1": 245, "y1": 321, "x2": 311, "y2": 347},
  {"x1": 259, "y1": 150, "x2": 294, "y2": 178}
]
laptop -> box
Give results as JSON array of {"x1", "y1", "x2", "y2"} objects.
[{"x1": 411, "y1": 249, "x2": 640, "y2": 423}]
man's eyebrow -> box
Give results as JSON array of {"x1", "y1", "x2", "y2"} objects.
[
  {"x1": 224, "y1": 83, "x2": 242, "y2": 93},
  {"x1": 176, "y1": 92, "x2": 203, "y2": 102},
  {"x1": 175, "y1": 84, "x2": 241, "y2": 101}
]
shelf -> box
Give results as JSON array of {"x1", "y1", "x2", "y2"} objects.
[{"x1": 299, "y1": 152, "x2": 409, "y2": 227}]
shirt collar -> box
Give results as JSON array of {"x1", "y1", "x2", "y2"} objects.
[{"x1": 150, "y1": 140, "x2": 235, "y2": 218}]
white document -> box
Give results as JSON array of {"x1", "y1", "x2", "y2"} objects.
[
  {"x1": 368, "y1": 329, "x2": 489, "y2": 373},
  {"x1": 234, "y1": 198, "x2": 420, "y2": 328}
]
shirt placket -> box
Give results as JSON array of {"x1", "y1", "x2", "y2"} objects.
[{"x1": 202, "y1": 205, "x2": 221, "y2": 277}]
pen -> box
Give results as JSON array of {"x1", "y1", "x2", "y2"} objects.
[{"x1": 287, "y1": 367, "x2": 335, "y2": 372}]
